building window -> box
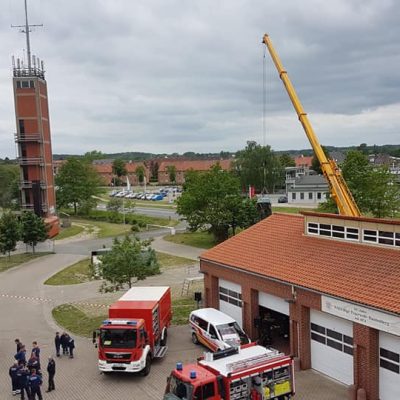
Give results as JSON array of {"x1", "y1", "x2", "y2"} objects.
[
  {"x1": 307, "y1": 223, "x2": 318, "y2": 235},
  {"x1": 362, "y1": 229, "x2": 399, "y2": 248},
  {"x1": 306, "y1": 222, "x2": 358, "y2": 241},
  {"x1": 21, "y1": 80, "x2": 30, "y2": 88},
  {"x1": 311, "y1": 323, "x2": 353, "y2": 356},
  {"x1": 317, "y1": 192, "x2": 322, "y2": 200},
  {"x1": 308, "y1": 192, "x2": 313, "y2": 200},
  {"x1": 380, "y1": 347, "x2": 400, "y2": 374},
  {"x1": 292, "y1": 193, "x2": 296, "y2": 200},
  {"x1": 300, "y1": 193, "x2": 304, "y2": 200},
  {"x1": 219, "y1": 286, "x2": 242, "y2": 308},
  {"x1": 18, "y1": 119, "x2": 25, "y2": 134}
]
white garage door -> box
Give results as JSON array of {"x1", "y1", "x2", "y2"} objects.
[
  {"x1": 218, "y1": 279, "x2": 243, "y2": 327},
  {"x1": 379, "y1": 332, "x2": 400, "y2": 400},
  {"x1": 259, "y1": 292, "x2": 289, "y2": 316},
  {"x1": 310, "y1": 310, "x2": 354, "y2": 385}
]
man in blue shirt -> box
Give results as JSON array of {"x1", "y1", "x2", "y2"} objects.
[{"x1": 28, "y1": 369, "x2": 43, "y2": 400}]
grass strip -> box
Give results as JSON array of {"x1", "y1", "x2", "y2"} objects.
[
  {"x1": 54, "y1": 225, "x2": 84, "y2": 241},
  {"x1": 0, "y1": 253, "x2": 51, "y2": 273},
  {"x1": 164, "y1": 231, "x2": 216, "y2": 249},
  {"x1": 44, "y1": 258, "x2": 92, "y2": 285}
]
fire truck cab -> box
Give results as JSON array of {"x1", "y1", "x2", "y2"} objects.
[{"x1": 164, "y1": 344, "x2": 294, "y2": 400}]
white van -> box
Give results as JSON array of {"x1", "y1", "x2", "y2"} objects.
[{"x1": 189, "y1": 308, "x2": 250, "y2": 352}]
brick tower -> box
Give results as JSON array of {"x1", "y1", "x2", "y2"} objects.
[{"x1": 12, "y1": 0, "x2": 59, "y2": 237}]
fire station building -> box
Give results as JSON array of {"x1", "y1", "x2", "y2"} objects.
[{"x1": 200, "y1": 212, "x2": 400, "y2": 400}]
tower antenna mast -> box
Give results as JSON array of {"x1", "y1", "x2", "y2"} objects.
[{"x1": 11, "y1": 0, "x2": 43, "y2": 71}]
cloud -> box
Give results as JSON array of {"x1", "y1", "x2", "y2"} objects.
[{"x1": 0, "y1": 0, "x2": 399, "y2": 158}]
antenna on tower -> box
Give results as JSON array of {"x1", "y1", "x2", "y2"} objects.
[{"x1": 11, "y1": 0, "x2": 43, "y2": 72}]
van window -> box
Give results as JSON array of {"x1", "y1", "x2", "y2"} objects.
[
  {"x1": 191, "y1": 315, "x2": 208, "y2": 331},
  {"x1": 208, "y1": 324, "x2": 217, "y2": 338}
]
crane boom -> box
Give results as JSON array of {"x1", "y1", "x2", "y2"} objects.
[{"x1": 262, "y1": 34, "x2": 361, "y2": 217}]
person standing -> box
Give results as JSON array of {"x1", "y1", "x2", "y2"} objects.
[
  {"x1": 28, "y1": 354, "x2": 41, "y2": 374},
  {"x1": 31, "y1": 341, "x2": 41, "y2": 360},
  {"x1": 17, "y1": 365, "x2": 31, "y2": 400},
  {"x1": 15, "y1": 338, "x2": 24, "y2": 353},
  {"x1": 60, "y1": 332, "x2": 69, "y2": 355},
  {"x1": 46, "y1": 357, "x2": 56, "y2": 392},
  {"x1": 68, "y1": 335, "x2": 75, "y2": 358},
  {"x1": 9, "y1": 361, "x2": 20, "y2": 395},
  {"x1": 54, "y1": 332, "x2": 61, "y2": 357},
  {"x1": 28, "y1": 369, "x2": 43, "y2": 400},
  {"x1": 15, "y1": 345, "x2": 27, "y2": 365}
]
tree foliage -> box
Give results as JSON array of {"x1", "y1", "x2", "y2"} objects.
[
  {"x1": 56, "y1": 158, "x2": 102, "y2": 214},
  {"x1": 234, "y1": 141, "x2": 283, "y2": 193},
  {"x1": 166, "y1": 165, "x2": 177, "y2": 184},
  {"x1": 83, "y1": 150, "x2": 105, "y2": 162},
  {"x1": 112, "y1": 159, "x2": 127, "y2": 179},
  {"x1": 20, "y1": 212, "x2": 47, "y2": 253},
  {"x1": 177, "y1": 165, "x2": 259, "y2": 243},
  {"x1": 0, "y1": 164, "x2": 20, "y2": 209},
  {"x1": 97, "y1": 236, "x2": 160, "y2": 292},
  {"x1": 0, "y1": 212, "x2": 20, "y2": 257},
  {"x1": 279, "y1": 153, "x2": 295, "y2": 168},
  {"x1": 135, "y1": 165, "x2": 145, "y2": 184},
  {"x1": 342, "y1": 151, "x2": 400, "y2": 218}
]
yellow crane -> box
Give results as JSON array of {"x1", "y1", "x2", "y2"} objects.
[{"x1": 262, "y1": 34, "x2": 361, "y2": 217}]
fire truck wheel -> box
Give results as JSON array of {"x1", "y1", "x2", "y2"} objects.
[
  {"x1": 142, "y1": 354, "x2": 152, "y2": 376},
  {"x1": 160, "y1": 329, "x2": 168, "y2": 346},
  {"x1": 191, "y1": 332, "x2": 199, "y2": 345}
]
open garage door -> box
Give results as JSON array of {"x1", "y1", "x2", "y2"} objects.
[
  {"x1": 218, "y1": 279, "x2": 243, "y2": 327},
  {"x1": 379, "y1": 332, "x2": 400, "y2": 400},
  {"x1": 310, "y1": 310, "x2": 354, "y2": 385}
]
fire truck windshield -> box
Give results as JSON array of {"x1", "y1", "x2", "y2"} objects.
[
  {"x1": 167, "y1": 374, "x2": 194, "y2": 399},
  {"x1": 100, "y1": 328, "x2": 137, "y2": 349}
]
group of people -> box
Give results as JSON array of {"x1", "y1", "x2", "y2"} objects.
[{"x1": 9, "y1": 332, "x2": 75, "y2": 399}]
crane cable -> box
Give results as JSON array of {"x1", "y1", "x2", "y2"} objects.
[{"x1": 262, "y1": 46, "x2": 268, "y2": 194}]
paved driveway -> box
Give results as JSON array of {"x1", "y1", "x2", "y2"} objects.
[{"x1": 0, "y1": 240, "x2": 348, "y2": 399}]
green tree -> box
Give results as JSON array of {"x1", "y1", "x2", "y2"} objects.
[
  {"x1": 279, "y1": 153, "x2": 295, "y2": 168},
  {"x1": 166, "y1": 165, "x2": 177, "y2": 184},
  {"x1": 98, "y1": 236, "x2": 160, "y2": 292},
  {"x1": 56, "y1": 158, "x2": 102, "y2": 215},
  {"x1": 83, "y1": 150, "x2": 105, "y2": 162},
  {"x1": 107, "y1": 198, "x2": 122, "y2": 211},
  {"x1": 311, "y1": 145, "x2": 330, "y2": 174},
  {"x1": 0, "y1": 212, "x2": 20, "y2": 257},
  {"x1": 20, "y1": 211, "x2": 47, "y2": 253},
  {"x1": 0, "y1": 164, "x2": 20, "y2": 209},
  {"x1": 112, "y1": 159, "x2": 127, "y2": 186},
  {"x1": 234, "y1": 141, "x2": 283, "y2": 193},
  {"x1": 135, "y1": 165, "x2": 145, "y2": 184},
  {"x1": 177, "y1": 165, "x2": 259, "y2": 243}
]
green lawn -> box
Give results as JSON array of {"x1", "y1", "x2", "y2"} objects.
[
  {"x1": 52, "y1": 304, "x2": 106, "y2": 337},
  {"x1": 172, "y1": 297, "x2": 197, "y2": 325},
  {"x1": 54, "y1": 224, "x2": 84, "y2": 241},
  {"x1": 156, "y1": 252, "x2": 194, "y2": 269},
  {"x1": 71, "y1": 218, "x2": 132, "y2": 238},
  {"x1": 164, "y1": 231, "x2": 216, "y2": 249},
  {"x1": 44, "y1": 258, "x2": 92, "y2": 285},
  {"x1": 52, "y1": 296, "x2": 198, "y2": 337},
  {"x1": 0, "y1": 253, "x2": 51, "y2": 273}
]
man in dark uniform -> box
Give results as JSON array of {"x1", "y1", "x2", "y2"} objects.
[
  {"x1": 9, "y1": 361, "x2": 20, "y2": 395},
  {"x1": 28, "y1": 369, "x2": 43, "y2": 400},
  {"x1": 60, "y1": 332, "x2": 69, "y2": 355},
  {"x1": 31, "y1": 341, "x2": 41, "y2": 360},
  {"x1": 54, "y1": 332, "x2": 61, "y2": 357},
  {"x1": 15, "y1": 345, "x2": 27, "y2": 365},
  {"x1": 17, "y1": 365, "x2": 31, "y2": 400},
  {"x1": 68, "y1": 335, "x2": 75, "y2": 358},
  {"x1": 27, "y1": 355, "x2": 41, "y2": 374},
  {"x1": 15, "y1": 338, "x2": 24, "y2": 352},
  {"x1": 46, "y1": 357, "x2": 56, "y2": 392}
]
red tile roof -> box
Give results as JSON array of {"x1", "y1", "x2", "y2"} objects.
[
  {"x1": 158, "y1": 159, "x2": 232, "y2": 172},
  {"x1": 200, "y1": 213, "x2": 400, "y2": 315},
  {"x1": 294, "y1": 155, "x2": 313, "y2": 167}
]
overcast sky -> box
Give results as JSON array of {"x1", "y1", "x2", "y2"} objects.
[{"x1": 1, "y1": 0, "x2": 399, "y2": 158}]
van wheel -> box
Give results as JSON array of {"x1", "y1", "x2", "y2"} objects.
[
  {"x1": 160, "y1": 329, "x2": 168, "y2": 346},
  {"x1": 142, "y1": 354, "x2": 151, "y2": 376},
  {"x1": 192, "y1": 332, "x2": 199, "y2": 345}
]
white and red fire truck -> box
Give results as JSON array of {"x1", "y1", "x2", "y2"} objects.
[
  {"x1": 164, "y1": 343, "x2": 294, "y2": 400},
  {"x1": 94, "y1": 286, "x2": 171, "y2": 375}
]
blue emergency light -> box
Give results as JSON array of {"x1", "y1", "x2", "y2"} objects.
[
  {"x1": 176, "y1": 363, "x2": 183, "y2": 371},
  {"x1": 190, "y1": 371, "x2": 197, "y2": 379}
]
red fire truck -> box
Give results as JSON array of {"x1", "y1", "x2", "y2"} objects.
[
  {"x1": 164, "y1": 344, "x2": 294, "y2": 399},
  {"x1": 94, "y1": 286, "x2": 171, "y2": 375}
]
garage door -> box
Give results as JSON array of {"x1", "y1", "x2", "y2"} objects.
[
  {"x1": 310, "y1": 310, "x2": 354, "y2": 385},
  {"x1": 259, "y1": 292, "x2": 289, "y2": 316},
  {"x1": 218, "y1": 279, "x2": 243, "y2": 327},
  {"x1": 379, "y1": 332, "x2": 400, "y2": 400}
]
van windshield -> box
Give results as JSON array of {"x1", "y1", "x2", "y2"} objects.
[
  {"x1": 217, "y1": 322, "x2": 249, "y2": 345},
  {"x1": 167, "y1": 374, "x2": 194, "y2": 399},
  {"x1": 100, "y1": 329, "x2": 137, "y2": 349}
]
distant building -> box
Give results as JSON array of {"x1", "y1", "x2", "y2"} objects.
[
  {"x1": 294, "y1": 154, "x2": 313, "y2": 168},
  {"x1": 157, "y1": 159, "x2": 232, "y2": 185},
  {"x1": 93, "y1": 161, "x2": 150, "y2": 186},
  {"x1": 287, "y1": 175, "x2": 328, "y2": 204}
]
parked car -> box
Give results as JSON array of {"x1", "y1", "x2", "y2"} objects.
[
  {"x1": 152, "y1": 194, "x2": 163, "y2": 201},
  {"x1": 278, "y1": 195, "x2": 288, "y2": 203}
]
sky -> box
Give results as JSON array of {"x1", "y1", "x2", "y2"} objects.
[{"x1": 1, "y1": 0, "x2": 400, "y2": 158}]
